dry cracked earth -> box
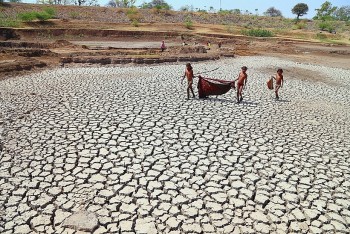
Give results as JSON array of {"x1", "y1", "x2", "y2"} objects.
[{"x1": 0, "y1": 56, "x2": 349, "y2": 234}]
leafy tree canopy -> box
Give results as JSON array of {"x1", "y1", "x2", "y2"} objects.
[
  {"x1": 140, "y1": 0, "x2": 172, "y2": 10},
  {"x1": 314, "y1": 1, "x2": 337, "y2": 20},
  {"x1": 106, "y1": 0, "x2": 135, "y2": 8},
  {"x1": 264, "y1": 7, "x2": 282, "y2": 17},
  {"x1": 333, "y1": 6, "x2": 350, "y2": 21},
  {"x1": 292, "y1": 3, "x2": 309, "y2": 19}
]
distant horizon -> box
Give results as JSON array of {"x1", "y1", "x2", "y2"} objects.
[{"x1": 18, "y1": 0, "x2": 349, "y2": 19}]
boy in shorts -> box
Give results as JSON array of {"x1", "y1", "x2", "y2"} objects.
[
  {"x1": 235, "y1": 66, "x2": 248, "y2": 103},
  {"x1": 182, "y1": 63, "x2": 195, "y2": 100},
  {"x1": 274, "y1": 68, "x2": 284, "y2": 99}
]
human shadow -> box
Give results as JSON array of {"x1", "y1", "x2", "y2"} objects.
[
  {"x1": 275, "y1": 99, "x2": 291, "y2": 103},
  {"x1": 239, "y1": 100, "x2": 259, "y2": 106},
  {"x1": 195, "y1": 96, "x2": 236, "y2": 104}
]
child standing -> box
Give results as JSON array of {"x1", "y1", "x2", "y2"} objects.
[
  {"x1": 160, "y1": 40, "x2": 166, "y2": 52},
  {"x1": 274, "y1": 68, "x2": 284, "y2": 99},
  {"x1": 182, "y1": 63, "x2": 195, "y2": 100},
  {"x1": 235, "y1": 66, "x2": 248, "y2": 103}
]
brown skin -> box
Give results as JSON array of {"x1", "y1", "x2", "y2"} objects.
[
  {"x1": 183, "y1": 63, "x2": 195, "y2": 99},
  {"x1": 274, "y1": 69, "x2": 283, "y2": 99},
  {"x1": 235, "y1": 67, "x2": 248, "y2": 103}
]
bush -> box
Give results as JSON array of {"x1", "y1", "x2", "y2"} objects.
[
  {"x1": 318, "y1": 21, "x2": 335, "y2": 33},
  {"x1": 18, "y1": 8, "x2": 55, "y2": 22},
  {"x1": 293, "y1": 22, "x2": 306, "y2": 30},
  {"x1": 132, "y1": 19, "x2": 139, "y2": 27},
  {"x1": 69, "y1": 12, "x2": 80, "y2": 19},
  {"x1": 241, "y1": 28, "x2": 273, "y2": 37},
  {"x1": 35, "y1": 11, "x2": 51, "y2": 21},
  {"x1": 43, "y1": 7, "x2": 56, "y2": 18},
  {"x1": 18, "y1": 12, "x2": 37, "y2": 22},
  {"x1": 126, "y1": 7, "x2": 138, "y2": 15},
  {"x1": 0, "y1": 13, "x2": 20, "y2": 27},
  {"x1": 184, "y1": 16, "x2": 193, "y2": 29}
]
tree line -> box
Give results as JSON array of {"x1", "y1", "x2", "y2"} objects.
[{"x1": 1, "y1": 0, "x2": 349, "y2": 22}]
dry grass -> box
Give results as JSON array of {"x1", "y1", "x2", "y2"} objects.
[{"x1": 1, "y1": 3, "x2": 349, "y2": 45}]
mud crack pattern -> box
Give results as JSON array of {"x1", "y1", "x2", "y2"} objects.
[{"x1": 0, "y1": 57, "x2": 349, "y2": 233}]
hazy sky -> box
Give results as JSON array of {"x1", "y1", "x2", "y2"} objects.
[{"x1": 22, "y1": 0, "x2": 349, "y2": 19}]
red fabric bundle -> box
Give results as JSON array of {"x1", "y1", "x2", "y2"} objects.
[{"x1": 197, "y1": 76, "x2": 235, "y2": 98}]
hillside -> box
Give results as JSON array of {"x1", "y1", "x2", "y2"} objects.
[{"x1": 1, "y1": 3, "x2": 349, "y2": 43}]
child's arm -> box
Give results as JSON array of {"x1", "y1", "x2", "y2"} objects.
[
  {"x1": 234, "y1": 73, "x2": 240, "y2": 81},
  {"x1": 281, "y1": 76, "x2": 284, "y2": 87}
]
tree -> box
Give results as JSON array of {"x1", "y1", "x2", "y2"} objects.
[
  {"x1": 314, "y1": 1, "x2": 337, "y2": 20},
  {"x1": 106, "y1": 0, "x2": 135, "y2": 8},
  {"x1": 292, "y1": 3, "x2": 309, "y2": 20},
  {"x1": 233, "y1": 9, "x2": 241, "y2": 14},
  {"x1": 36, "y1": 0, "x2": 71, "y2": 5},
  {"x1": 179, "y1": 5, "x2": 193, "y2": 12},
  {"x1": 73, "y1": 0, "x2": 98, "y2": 6},
  {"x1": 264, "y1": 7, "x2": 282, "y2": 17},
  {"x1": 333, "y1": 6, "x2": 350, "y2": 21},
  {"x1": 141, "y1": 0, "x2": 172, "y2": 10}
]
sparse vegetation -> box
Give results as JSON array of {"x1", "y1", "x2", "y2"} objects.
[
  {"x1": 131, "y1": 19, "x2": 139, "y2": 27},
  {"x1": 18, "y1": 7, "x2": 55, "y2": 22},
  {"x1": 184, "y1": 16, "x2": 193, "y2": 29},
  {"x1": 241, "y1": 28, "x2": 273, "y2": 37},
  {"x1": 69, "y1": 11, "x2": 80, "y2": 19},
  {"x1": 318, "y1": 21, "x2": 335, "y2": 32},
  {"x1": 0, "y1": 13, "x2": 20, "y2": 27},
  {"x1": 18, "y1": 12, "x2": 37, "y2": 22},
  {"x1": 293, "y1": 21, "x2": 307, "y2": 30},
  {"x1": 126, "y1": 7, "x2": 141, "y2": 26},
  {"x1": 1, "y1": 2, "x2": 349, "y2": 45}
]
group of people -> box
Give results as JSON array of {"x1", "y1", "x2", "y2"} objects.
[
  {"x1": 182, "y1": 63, "x2": 284, "y2": 102},
  {"x1": 161, "y1": 40, "x2": 223, "y2": 51}
]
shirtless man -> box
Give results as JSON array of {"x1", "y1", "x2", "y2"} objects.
[
  {"x1": 235, "y1": 66, "x2": 248, "y2": 103},
  {"x1": 274, "y1": 68, "x2": 284, "y2": 99},
  {"x1": 182, "y1": 63, "x2": 195, "y2": 99}
]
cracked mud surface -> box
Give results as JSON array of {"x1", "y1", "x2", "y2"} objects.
[{"x1": 0, "y1": 56, "x2": 349, "y2": 233}]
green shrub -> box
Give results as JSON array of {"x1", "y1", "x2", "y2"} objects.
[
  {"x1": 35, "y1": 11, "x2": 51, "y2": 21},
  {"x1": 293, "y1": 22, "x2": 306, "y2": 30},
  {"x1": 132, "y1": 19, "x2": 139, "y2": 27},
  {"x1": 127, "y1": 7, "x2": 138, "y2": 15},
  {"x1": 241, "y1": 28, "x2": 273, "y2": 37},
  {"x1": 18, "y1": 8, "x2": 55, "y2": 22},
  {"x1": 18, "y1": 12, "x2": 37, "y2": 22},
  {"x1": 0, "y1": 13, "x2": 20, "y2": 27},
  {"x1": 43, "y1": 7, "x2": 56, "y2": 18},
  {"x1": 318, "y1": 21, "x2": 335, "y2": 33},
  {"x1": 218, "y1": 10, "x2": 232, "y2": 15},
  {"x1": 69, "y1": 11, "x2": 80, "y2": 19},
  {"x1": 184, "y1": 16, "x2": 193, "y2": 29}
]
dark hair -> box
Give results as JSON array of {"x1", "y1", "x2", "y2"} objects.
[
  {"x1": 277, "y1": 68, "x2": 283, "y2": 73},
  {"x1": 241, "y1": 66, "x2": 248, "y2": 70}
]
